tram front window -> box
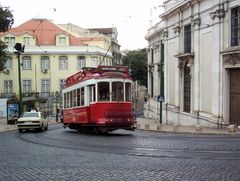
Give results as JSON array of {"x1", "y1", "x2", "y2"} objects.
[
  {"x1": 112, "y1": 82, "x2": 123, "y2": 101},
  {"x1": 98, "y1": 82, "x2": 110, "y2": 102}
]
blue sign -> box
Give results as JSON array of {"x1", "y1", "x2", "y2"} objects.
[
  {"x1": 157, "y1": 95, "x2": 164, "y2": 102},
  {"x1": 7, "y1": 103, "x2": 19, "y2": 120}
]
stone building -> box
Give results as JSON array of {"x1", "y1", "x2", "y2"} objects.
[{"x1": 145, "y1": 0, "x2": 240, "y2": 128}]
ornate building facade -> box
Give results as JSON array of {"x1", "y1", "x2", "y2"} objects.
[{"x1": 145, "y1": 0, "x2": 240, "y2": 128}]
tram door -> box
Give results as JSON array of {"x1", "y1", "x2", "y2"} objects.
[{"x1": 230, "y1": 68, "x2": 240, "y2": 126}]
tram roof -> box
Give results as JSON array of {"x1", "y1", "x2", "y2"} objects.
[{"x1": 64, "y1": 66, "x2": 132, "y2": 88}]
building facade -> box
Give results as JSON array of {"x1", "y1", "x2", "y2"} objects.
[
  {"x1": 88, "y1": 28, "x2": 122, "y2": 65},
  {"x1": 145, "y1": 22, "x2": 164, "y2": 120},
  {"x1": 0, "y1": 18, "x2": 114, "y2": 113},
  {"x1": 145, "y1": 0, "x2": 240, "y2": 128}
]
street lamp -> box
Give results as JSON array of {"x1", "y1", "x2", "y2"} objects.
[{"x1": 14, "y1": 43, "x2": 25, "y2": 115}]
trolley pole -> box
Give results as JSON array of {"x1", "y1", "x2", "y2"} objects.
[{"x1": 159, "y1": 40, "x2": 164, "y2": 124}]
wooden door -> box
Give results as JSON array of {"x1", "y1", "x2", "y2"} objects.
[{"x1": 230, "y1": 69, "x2": 240, "y2": 126}]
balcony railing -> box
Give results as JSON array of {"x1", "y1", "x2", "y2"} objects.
[
  {"x1": 25, "y1": 92, "x2": 56, "y2": 99},
  {"x1": 1, "y1": 93, "x2": 16, "y2": 98},
  {"x1": 1, "y1": 92, "x2": 62, "y2": 101}
]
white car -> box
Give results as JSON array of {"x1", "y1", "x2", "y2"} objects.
[{"x1": 17, "y1": 111, "x2": 48, "y2": 132}]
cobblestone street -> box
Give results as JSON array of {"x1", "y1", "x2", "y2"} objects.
[{"x1": 0, "y1": 124, "x2": 240, "y2": 180}]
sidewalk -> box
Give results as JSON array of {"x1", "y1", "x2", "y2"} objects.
[
  {"x1": 0, "y1": 118, "x2": 17, "y2": 132},
  {"x1": 136, "y1": 117, "x2": 240, "y2": 135},
  {"x1": 1, "y1": 117, "x2": 240, "y2": 134}
]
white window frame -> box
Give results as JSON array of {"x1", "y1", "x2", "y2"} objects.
[
  {"x1": 4, "y1": 80, "x2": 13, "y2": 93},
  {"x1": 23, "y1": 79, "x2": 32, "y2": 93},
  {"x1": 4, "y1": 37, "x2": 15, "y2": 46},
  {"x1": 22, "y1": 56, "x2": 31, "y2": 70},
  {"x1": 4, "y1": 57, "x2": 12, "y2": 70},
  {"x1": 41, "y1": 79, "x2": 50, "y2": 97},
  {"x1": 59, "y1": 37, "x2": 66, "y2": 46},
  {"x1": 41, "y1": 56, "x2": 50, "y2": 70},
  {"x1": 59, "y1": 56, "x2": 68, "y2": 70},
  {"x1": 77, "y1": 56, "x2": 86, "y2": 69},
  {"x1": 23, "y1": 37, "x2": 30, "y2": 46}
]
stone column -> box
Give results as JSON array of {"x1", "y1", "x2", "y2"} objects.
[
  {"x1": 209, "y1": 3, "x2": 225, "y2": 121},
  {"x1": 192, "y1": 12, "x2": 201, "y2": 117}
]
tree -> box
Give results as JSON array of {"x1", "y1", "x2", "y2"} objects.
[
  {"x1": 122, "y1": 49, "x2": 147, "y2": 87},
  {"x1": 0, "y1": 5, "x2": 14, "y2": 71}
]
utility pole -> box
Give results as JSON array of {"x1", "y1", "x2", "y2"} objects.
[{"x1": 14, "y1": 43, "x2": 25, "y2": 115}]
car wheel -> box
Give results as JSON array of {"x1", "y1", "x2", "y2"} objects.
[
  {"x1": 18, "y1": 129, "x2": 23, "y2": 133},
  {"x1": 38, "y1": 125, "x2": 44, "y2": 132},
  {"x1": 44, "y1": 125, "x2": 48, "y2": 131}
]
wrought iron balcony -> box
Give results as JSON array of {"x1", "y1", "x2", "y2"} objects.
[{"x1": 1, "y1": 93, "x2": 16, "y2": 98}]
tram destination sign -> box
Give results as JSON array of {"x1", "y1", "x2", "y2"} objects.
[{"x1": 99, "y1": 66, "x2": 128, "y2": 74}]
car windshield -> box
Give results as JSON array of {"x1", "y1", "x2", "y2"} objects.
[{"x1": 21, "y1": 112, "x2": 39, "y2": 118}]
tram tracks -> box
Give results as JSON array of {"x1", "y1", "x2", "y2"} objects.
[{"x1": 17, "y1": 127, "x2": 240, "y2": 161}]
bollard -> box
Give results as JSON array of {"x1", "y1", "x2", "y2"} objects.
[{"x1": 195, "y1": 124, "x2": 203, "y2": 132}]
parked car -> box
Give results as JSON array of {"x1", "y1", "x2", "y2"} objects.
[{"x1": 17, "y1": 111, "x2": 48, "y2": 132}]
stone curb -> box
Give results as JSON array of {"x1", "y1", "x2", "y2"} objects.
[{"x1": 136, "y1": 123, "x2": 240, "y2": 135}]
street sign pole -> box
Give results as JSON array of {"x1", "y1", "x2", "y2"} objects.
[{"x1": 159, "y1": 40, "x2": 164, "y2": 124}]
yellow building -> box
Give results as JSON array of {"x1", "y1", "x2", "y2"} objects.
[{"x1": 0, "y1": 18, "x2": 114, "y2": 113}]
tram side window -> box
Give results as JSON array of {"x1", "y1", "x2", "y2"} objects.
[
  {"x1": 70, "y1": 91, "x2": 73, "y2": 107},
  {"x1": 80, "y1": 87, "x2": 85, "y2": 106},
  {"x1": 125, "y1": 82, "x2": 132, "y2": 102},
  {"x1": 112, "y1": 82, "x2": 123, "y2": 101},
  {"x1": 64, "y1": 93, "x2": 67, "y2": 108},
  {"x1": 67, "y1": 92, "x2": 70, "y2": 108},
  {"x1": 77, "y1": 88, "x2": 80, "y2": 106},
  {"x1": 89, "y1": 85, "x2": 96, "y2": 103},
  {"x1": 98, "y1": 82, "x2": 110, "y2": 102},
  {"x1": 73, "y1": 90, "x2": 77, "y2": 107}
]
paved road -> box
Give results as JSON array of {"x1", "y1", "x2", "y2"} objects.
[{"x1": 0, "y1": 124, "x2": 240, "y2": 180}]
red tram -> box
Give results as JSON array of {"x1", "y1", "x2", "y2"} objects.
[{"x1": 62, "y1": 66, "x2": 136, "y2": 133}]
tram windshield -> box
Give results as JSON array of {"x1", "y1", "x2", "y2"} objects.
[
  {"x1": 112, "y1": 82, "x2": 123, "y2": 101},
  {"x1": 97, "y1": 81, "x2": 131, "y2": 102},
  {"x1": 98, "y1": 82, "x2": 110, "y2": 101}
]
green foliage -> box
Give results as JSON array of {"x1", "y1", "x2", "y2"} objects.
[
  {"x1": 0, "y1": 41, "x2": 8, "y2": 71},
  {"x1": 122, "y1": 49, "x2": 147, "y2": 87},
  {"x1": 0, "y1": 5, "x2": 14, "y2": 32},
  {"x1": 0, "y1": 5, "x2": 14, "y2": 71}
]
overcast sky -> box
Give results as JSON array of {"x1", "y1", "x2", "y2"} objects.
[{"x1": 0, "y1": 0, "x2": 164, "y2": 50}]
